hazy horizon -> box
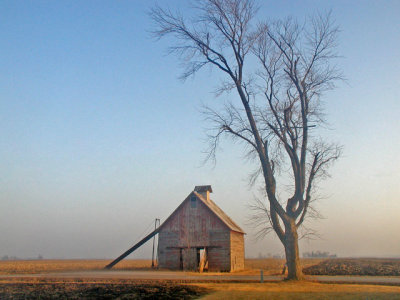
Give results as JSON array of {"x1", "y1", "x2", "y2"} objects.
[{"x1": 1, "y1": 0, "x2": 399, "y2": 261}]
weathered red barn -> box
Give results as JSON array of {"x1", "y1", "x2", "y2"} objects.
[{"x1": 157, "y1": 186, "x2": 245, "y2": 272}]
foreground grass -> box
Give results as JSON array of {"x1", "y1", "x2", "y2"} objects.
[
  {"x1": 197, "y1": 282, "x2": 400, "y2": 299},
  {"x1": 1, "y1": 258, "x2": 400, "y2": 299},
  {"x1": 0, "y1": 279, "x2": 207, "y2": 300},
  {"x1": 1, "y1": 279, "x2": 399, "y2": 299}
]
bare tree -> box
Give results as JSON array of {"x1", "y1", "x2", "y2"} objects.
[{"x1": 151, "y1": 0, "x2": 342, "y2": 280}]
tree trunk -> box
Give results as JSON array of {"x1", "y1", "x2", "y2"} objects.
[{"x1": 284, "y1": 219, "x2": 304, "y2": 280}]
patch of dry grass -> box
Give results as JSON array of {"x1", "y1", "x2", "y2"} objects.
[
  {"x1": 241, "y1": 258, "x2": 325, "y2": 275},
  {"x1": 2, "y1": 278, "x2": 400, "y2": 300},
  {"x1": 196, "y1": 282, "x2": 400, "y2": 299},
  {"x1": 0, "y1": 259, "x2": 152, "y2": 275},
  {"x1": 1, "y1": 260, "x2": 400, "y2": 300}
]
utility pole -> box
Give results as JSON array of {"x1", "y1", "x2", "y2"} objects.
[{"x1": 151, "y1": 218, "x2": 160, "y2": 268}]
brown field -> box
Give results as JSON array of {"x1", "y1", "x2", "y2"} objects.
[
  {"x1": 1, "y1": 278, "x2": 400, "y2": 299},
  {"x1": 197, "y1": 282, "x2": 400, "y2": 299},
  {"x1": 0, "y1": 278, "x2": 207, "y2": 300},
  {"x1": 0, "y1": 258, "x2": 323, "y2": 275},
  {"x1": 0, "y1": 259, "x2": 152, "y2": 275},
  {"x1": 303, "y1": 258, "x2": 400, "y2": 276},
  {"x1": 242, "y1": 258, "x2": 325, "y2": 275},
  {"x1": 1, "y1": 258, "x2": 400, "y2": 299}
]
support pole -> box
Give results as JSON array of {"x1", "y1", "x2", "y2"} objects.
[
  {"x1": 151, "y1": 218, "x2": 160, "y2": 268},
  {"x1": 105, "y1": 228, "x2": 159, "y2": 269}
]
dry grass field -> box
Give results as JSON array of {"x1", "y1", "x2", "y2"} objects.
[
  {"x1": 197, "y1": 282, "x2": 400, "y2": 299},
  {"x1": 1, "y1": 278, "x2": 400, "y2": 299},
  {"x1": 1, "y1": 258, "x2": 400, "y2": 299},
  {"x1": 242, "y1": 258, "x2": 325, "y2": 275},
  {"x1": 303, "y1": 258, "x2": 400, "y2": 276},
  {"x1": 0, "y1": 258, "x2": 323, "y2": 275},
  {"x1": 0, "y1": 259, "x2": 152, "y2": 275}
]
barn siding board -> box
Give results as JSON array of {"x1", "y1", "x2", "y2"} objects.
[
  {"x1": 230, "y1": 231, "x2": 245, "y2": 271},
  {"x1": 157, "y1": 188, "x2": 245, "y2": 272},
  {"x1": 182, "y1": 248, "x2": 197, "y2": 270}
]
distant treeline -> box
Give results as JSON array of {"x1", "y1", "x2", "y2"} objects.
[
  {"x1": 303, "y1": 251, "x2": 337, "y2": 258},
  {"x1": 2, "y1": 254, "x2": 43, "y2": 260}
]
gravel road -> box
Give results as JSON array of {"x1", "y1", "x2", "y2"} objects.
[{"x1": 1, "y1": 270, "x2": 400, "y2": 285}]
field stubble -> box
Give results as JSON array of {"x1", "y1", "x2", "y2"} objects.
[
  {"x1": 0, "y1": 278, "x2": 207, "y2": 300},
  {"x1": 303, "y1": 258, "x2": 400, "y2": 276},
  {"x1": 0, "y1": 259, "x2": 152, "y2": 275},
  {"x1": 1, "y1": 259, "x2": 400, "y2": 299},
  {"x1": 0, "y1": 258, "x2": 323, "y2": 276},
  {"x1": 1, "y1": 278, "x2": 400, "y2": 300}
]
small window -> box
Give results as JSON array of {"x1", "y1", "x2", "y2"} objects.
[{"x1": 191, "y1": 196, "x2": 197, "y2": 208}]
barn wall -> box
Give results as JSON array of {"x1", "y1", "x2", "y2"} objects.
[
  {"x1": 158, "y1": 194, "x2": 233, "y2": 271},
  {"x1": 158, "y1": 231, "x2": 180, "y2": 269},
  {"x1": 230, "y1": 231, "x2": 245, "y2": 271},
  {"x1": 208, "y1": 231, "x2": 231, "y2": 272}
]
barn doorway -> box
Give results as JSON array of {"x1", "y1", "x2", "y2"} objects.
[
  {"x1": 179, "y1": 248, "x2": 183, "y2": 270},
  {"x1": 197, "y1": 247, "x2": 208, "y2": 272}
]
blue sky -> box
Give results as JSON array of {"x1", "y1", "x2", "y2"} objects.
[{"x1": 1, "y1": 0, "x2": 399, "y2": 259}]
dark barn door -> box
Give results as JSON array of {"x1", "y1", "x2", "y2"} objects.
[{"x1": 179, "y1": 248, "x2": 183, "y2": 270}]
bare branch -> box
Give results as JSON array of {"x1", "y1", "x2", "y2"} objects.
[
  {"x1": 247, "y1": 196, "x2": 274, "y2": 241},
  {"x1": 296, "y1": 141, "x2": 342, "y2": 226}
]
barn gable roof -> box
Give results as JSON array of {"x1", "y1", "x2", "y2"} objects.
[
  {"x1": 158, "y1": 188, "x2": 245, "y2": 234},
  {"x1": 193, "y1": 191, "x2": 245, "y2": 234}
]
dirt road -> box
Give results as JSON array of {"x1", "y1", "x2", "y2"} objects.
[{"x1": 1, "y1": 270, "x2": 400, "y2": 285}]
